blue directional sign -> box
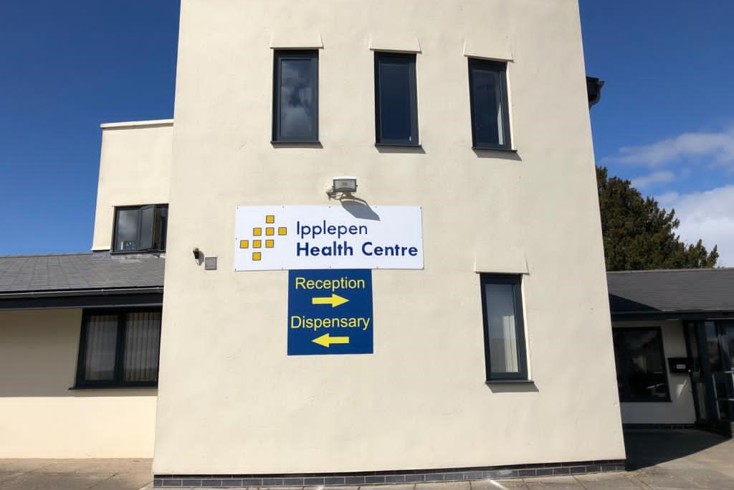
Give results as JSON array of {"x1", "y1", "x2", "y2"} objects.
[{"x1": 288, "y1": 269, "x2": 373, "y2": 355}]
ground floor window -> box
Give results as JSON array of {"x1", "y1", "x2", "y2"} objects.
[
  {"x1": 75, "y1": 309, "x2": 162, "y2": 388},
  {"x1": 613, "y1": 327, "x2": 670, "y2": 402},
  {"x1": 480, "y1": 274, "x2": 528, "y2": 381}
]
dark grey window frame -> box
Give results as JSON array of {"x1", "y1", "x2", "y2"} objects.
[
  {"x1": 374, "y1": 52, "x2": 419, "y2": 146},
  {"x1": 468, "y1": 58, "x2": 511, "y2": 150},
  {"x1": 613, "y1": 326, "x2": 671, "y2": 403},
  {"x1": 480, "y1": 274, "x2": 528, "y2": 382},
  {"x1": 272, "y1": 50, "x2": 319, "y2": 143},
  {"x1": 112, "y1": 204, "x2": 168, "y2": 253},
  {"x1": 73, "y1": 308, "x2": 162, "y2": 389}
]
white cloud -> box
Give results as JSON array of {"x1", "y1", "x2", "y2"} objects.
[
  {"x1": 631, "y1": 170, "x2": 675, "y2": 189},
  {"x1": 656, "y1": 191, "x2": 680, "y2": 207},
  {"x1": 659, "y1": 185, "x2": 734, "y2": 267},
  {"x1": 604, "y1": 127, "x2": 734, "y2": 168}
]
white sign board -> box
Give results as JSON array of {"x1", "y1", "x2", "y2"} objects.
[{"x1": 234, "y1": 205, "x2": 423, "y2": 271}]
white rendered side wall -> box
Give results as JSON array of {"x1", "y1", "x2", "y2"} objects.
[
  {"x1": 91, "y1": 121, "x2": 173, "y2": 251},
  {"x1": 0, "y1": 309, "x2": 157, "y2": 457}
]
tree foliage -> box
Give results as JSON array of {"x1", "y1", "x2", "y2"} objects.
[{"x1": 596, "y1": 166, "x2": 718, "y2": 271}]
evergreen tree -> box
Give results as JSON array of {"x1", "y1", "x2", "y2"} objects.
[{"x1": 596, "y1": 166, "x2": 718, "y2": 271}]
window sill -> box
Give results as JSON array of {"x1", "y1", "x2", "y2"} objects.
[
  {"x1": 375, "y1": 142, "x2": 422, "y2": 148},
  {"x1": 271, "y1": 140, "x2": 322, "y2": 146},
  {"x1": 472, "y1": 146, "x2": 517, "y2": 152},
  {"x1": 70, "y1": 384, "x2": 158, "y2": 390},
  {"x1": 486, "y1": 379, "x2": 534, "y2": 385},
  {"x1": 110, "y1": 250, "x2": 165, "y2": 255}
]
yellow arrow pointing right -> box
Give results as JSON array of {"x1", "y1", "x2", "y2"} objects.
[
  {"x1": 312, "y1": 333, "x2": 350, "y2": 348},
  {"x1": 311, "y1": 293, "x2": 349, "y2": 308}
]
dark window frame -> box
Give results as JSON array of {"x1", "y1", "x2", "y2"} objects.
[
  {"x1": 480, "y1": 273, "x2": 528, "y2": 382},
  {"x1": 374, "y1": 52, "x2": 420, "y2": 146},
  {"x1": 73, "y1": 308, "x2": 162, "y2": 389},
  {"x1": 272, "y1": 49, "x2": 319, "y2": 143},
  {"x1": 111, "y1": 204, "x2": 168, "y2": 254},
  {"x1": 468, "y1": 58, "x2": 511, "y2": 150},
  {"x1": 613, "y1": 326, "x2": 671, "y2": 403}
]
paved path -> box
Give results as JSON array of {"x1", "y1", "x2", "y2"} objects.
[
  {"x1": 0, "y1": 430, "x2": 732, "y2": 489},
  {"x1": 0, "y1": 459, "x2": 152, "y2": 490}
]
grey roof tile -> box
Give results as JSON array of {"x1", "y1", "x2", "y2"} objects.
[
  {"x1": 0, "y1": 253, "x2": 164, "y2": 294},
  {"x1": 607, "y1": 268, "x2": 734, "y2": 314}
]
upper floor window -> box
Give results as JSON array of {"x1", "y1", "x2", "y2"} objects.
[
  {"x1": 113, "y1": 204, "x2": 168, "y2": 253},
  {"x1": 272, "y1": 50, "x2": 319, "y2": 143},
  {"x1": 75, "y1": 309, "x2": 162, "y2": 388},
  {"x1": 480, "y1": 274, "x2": 528, "y2": 381},
  {"x1": 468, "y1": 58, "x2": 511, "y2": 150},
  {"x1": 374, "y1": 52, "x2": 419, "y2": 146}
]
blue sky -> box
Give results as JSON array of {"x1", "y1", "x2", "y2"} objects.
[
  {"x1": 0, "y1": 1, "x2": 179, "y2": 255},
  {"x1": 580, "y1": 1, "x2": 734, "y2": 265},
  {"x1": 1, "y1": 1, "x2": 733, "y2": 265}
]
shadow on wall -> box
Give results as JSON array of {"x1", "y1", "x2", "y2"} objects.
[
  {"x1": 0, "y1": 309, "x2": 155, "y2": 397},
  {"x1": 608, "y1": 295, "x2": 661, "y2": 314},
  {"x1": 624, "y1": 429, "x2": 729, "y2": 470},
  {"x1": 341, "y1": 200, "x2": 380, "y2": 221}
]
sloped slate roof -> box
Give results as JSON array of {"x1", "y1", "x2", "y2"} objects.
[
  {"x1": 0, "y1": 253, "x2": 164, "y2": 295},
  {"x1": 608, "y1": 268, "x2": 734, "y2": 315}
]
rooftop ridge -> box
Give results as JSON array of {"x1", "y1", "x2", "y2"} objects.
[
  {"x1": 0, "y1": 252, "x2": 94, "y2": 259},
  {"x1": 607, "y1": 267, "x2": 734, "y2": 275}
]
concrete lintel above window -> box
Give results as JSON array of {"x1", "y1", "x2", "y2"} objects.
[
  {"x1": 369, "y1": 35, "x2": 421, "y2": 53},
  {"x1": 473, "y1": 256, "x2": 529, "y2": 275},
  {"x1": 462, "y1": 40, "x2": 513, "y2": 62},
  {"x1": 100, "y1": 119, "x2": 174, "y2": 130},
  {"x1": 270, "y1": 32, "x2": 323, "y2": 49}
]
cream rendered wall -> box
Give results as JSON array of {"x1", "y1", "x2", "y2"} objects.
[
  {"x1": 0, "y1": 309, "x2": 157, "y2": 457},
  {"x1": 92, "y1": 120, "x2": 173, "y2": 251},
  {"x1": 616, "y1": 320, "x2": 696, "y2": 425},
  {"x1": 154, "y1": 0, "x2": 625, "y2": 474}
]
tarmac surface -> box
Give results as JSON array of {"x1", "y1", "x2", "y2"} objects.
[{"x1": 0, "y1": 429, "x2": 732, "y2": 489}]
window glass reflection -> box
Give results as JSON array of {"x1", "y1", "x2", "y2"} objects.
[
  {"x1": 280, "y1": 59, "x2": 315, "y2": 140},
  {"x1": 613, "y1": 328, "x2": 669, "y2": 401}
]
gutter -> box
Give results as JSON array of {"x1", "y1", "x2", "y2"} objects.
[
  {"x1": 611, "y1": 310, "x2": 734, "y2": 322},
  {"x1": 0, "y1": 286, "x2": 164, "y2": 300}
]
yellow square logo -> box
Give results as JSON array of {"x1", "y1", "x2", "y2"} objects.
[{"x1": 241, "y1": 214, "x2": 285, "y2": 263}]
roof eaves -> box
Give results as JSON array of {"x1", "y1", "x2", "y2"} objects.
[{"x1": 0, "y1": 286, "x2": 164, "y2": 300}]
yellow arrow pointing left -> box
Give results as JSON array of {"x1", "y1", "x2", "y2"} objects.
[
  {"x1": 311, "y1": 293, "x2": 349, "y2": 308},
  {"x1": 312, "y1": 333, "x2": 350, "y2": 348}
]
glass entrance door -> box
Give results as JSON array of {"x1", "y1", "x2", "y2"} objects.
[
  {"x1": 688, "y1": 321, "x2": 734, "y2": 433},
  {"x1": 715, "y1": 322, "x2": 734, "y2": 423}
]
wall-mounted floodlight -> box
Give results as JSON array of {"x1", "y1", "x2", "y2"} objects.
[{"x1": 330, "y1": 176, "x2": 358, "y2": 196}]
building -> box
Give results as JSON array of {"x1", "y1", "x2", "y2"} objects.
[
  {"x1": 0, "y1": 0, "x2": 630, "y2": 485},
  {"x1": 608, "y1": 269, "x2": 734, "y2": 437},
  {"x1": 0, "y1": 120, "x2": 171, "y2": 458}
]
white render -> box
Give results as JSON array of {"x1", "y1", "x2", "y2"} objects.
[
  {"x1": 0, "y1": 309, "x2": 157, "y2": 457},
  {"x1": 92, "y1": 120, "x2": 173, "y2": 251},
  {"x1": 150, "y1": 0, "x2": 626, "y2": 475}
]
